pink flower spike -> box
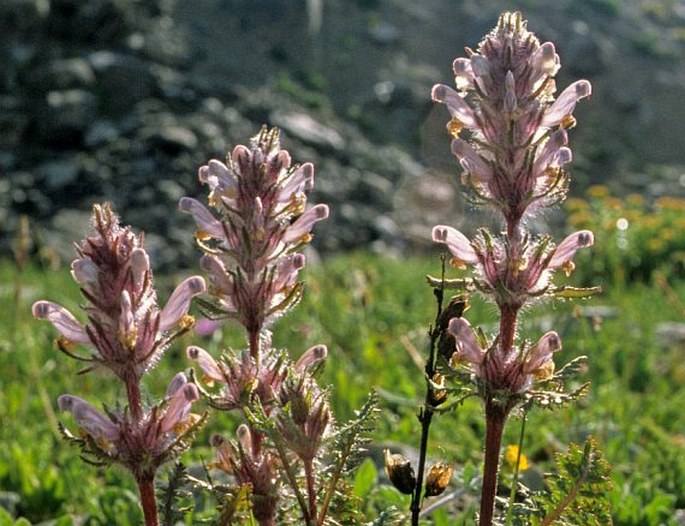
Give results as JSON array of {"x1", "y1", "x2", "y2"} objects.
[
  {"x1": 283, "y1": 204, "x2": 330, "y2": 243},
  {"x1": 448, "y1": 318, "x2": 484, "y2": 365},
  {"x1": 541, "y1": 80, "x2": 592, "y2": 128},
  {"x1": 451, "y1": 139, "x2": 493, "y2": 181},
  {"x1": 159, "y1": 276, "x2": 206, "y2": 331},
  {"x1": 58, "y1": 394, "x2": 119, "y2": 442},
  {"x1": 187, "y1": 345, "x2": 224, "y2": 382},
  {"x1": 70, "y1": 258, "x2": 99, "y2": 285},
  {"x1": 524, "y1": 332, "x2": 562, "y2": 374},
  {"x1": 178, "y1": 197, "x2": 225, "y2": 238},
  {"x1": 431, "y1": 84, "x2": 477, "y2": 128},
  {"x1": 295, "y1": 344, "x2": 328, "y2": 372},
  {"x1": 549, "y1": 230, "x2": 594, "y2": 269},
  {"x1": 160, "y1": 383, "x2": 199, "y2": 434},
  {"x1": 32, "y1": 301, "x2": 90, "y2": 344},
  {"x1": 432, "y1": 226, "x2": 479, "y2": 265}
]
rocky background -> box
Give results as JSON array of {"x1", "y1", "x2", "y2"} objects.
[{"x1": 2, "y1": 0, "x2": 684, "y2": 269}]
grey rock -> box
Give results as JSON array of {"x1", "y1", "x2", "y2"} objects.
[
  {"x1": 38, "y1": 159, "x2": 80, "y2": 190},
  {"x1": 40, "y1": 89, "x2": 98, "y2": 143},
  {"x1": 270, "y1": 111, "x2": 345, "y2": 152}
]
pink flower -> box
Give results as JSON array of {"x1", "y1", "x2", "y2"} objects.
[
  {"x1": 181, "y1": 127, "x2": 329, "y2": 341},
  {"x1": 32, "y1": 203, "x2": 206, "y2": 381}
]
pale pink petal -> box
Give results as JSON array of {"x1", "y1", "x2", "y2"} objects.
[
  {"x1": 524, "y1": 331, "x2": 562, "y2": 373},
  {"x1": 32, "y1": 301, "x2": 90, "y2": 344},
  {"x1": 130, "y1": 248, "x2": 150, "y2": 290},
  {"x1": 159, "y1": 276, "x2": 206, "y2": 331},
  {"x1": 165, "y1": 372, "x2": 189, "y2": 398},
  {"x1": 279, "y1": 162, "x2": 314, "y2": 200},
  {"x1": 187, "y1": 345, "x2": 224, "y2": 381},
  {"x1": 70, "y1": 259, "x2": 99, "y2": 285},
  {"x1": 273, "y1": 253, "x2": 306, "y2": 290},
  {"x1": 160, "y1": 383, "x2": 199, "y2": 434},
  {"x1": 533, "y1": 130, "x2": 568, "y2": 175},
  {"x1": 541, "y1": 80, "x2": 592, "y2": 128},
  {"x1": 178, "y1": 197, "x2": 225, "y2": 238},
  {"x1": 431, "y1": 84, "x2": 477, "y2": 128},
  {"x1": 58, "y1": 394, "x2": 119, "y2": 441},
  {"x1": 431, "y1": 226, "x2": 479, "y2": 264},
  {"x1": 451, "y1": 139, "x2": 493, "y2": 181},
  {"x1": 549, "y1": 230, "x2": 594, "y2": 269},
  {"x1": 283, "y1": 204, "x2": 329, "y2": 243},
  {"x1": 448, "y1": 318, "x2": 484, "y2": 365}
]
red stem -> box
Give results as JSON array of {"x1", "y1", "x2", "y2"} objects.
[
  {"x1": 479, "y1": 400, "x2": 507, "y2": 526},
  {"x1": 304, "y1": 458, "x2": 318, "y2": 524},
  {"x1": 137, "y1": 476, "x2": 159, "y2": 526}
]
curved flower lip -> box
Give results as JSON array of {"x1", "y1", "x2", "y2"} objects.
[
  {"x1": 159, "y1": 276, "x2": 206, "y2": 331},
  {"x1": 32, "y1": 301, "x2": 91, "y2": 344},
  {"x1": 130, "y1": 248, "x2": 150, "y2": 290},
  {"x1": 549, "y1": 230, "x2": 594, "y2": 269},
  {"x1": 178, "y1": 197, "x2": 225, "y2": 238},
  {"x1": 58, "y1": 394, "x2": 119, "y2": 442},
  {"x1": 448, "y1": 317, "x2": 485, "y2": 365},
  {"x1": 541, "y1": 80, "x2": 592, "y2": 128},
  {"x1": 431, "y1": 84, "x2": 477, "y2": 128},
  {"x1": 282, "y1": 204, "x2": 330, "y2": 243},
  {"x1": 432, "y1": 226, "x2": 479, "y2": 265},
  {"x1": 187, "y1": 345, "x2": 224, "y2": 382},
  {"x1": 524, "y1": 331, "x2": 562, "y2": 374}
]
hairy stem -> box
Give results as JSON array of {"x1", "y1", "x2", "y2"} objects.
[{"x1": 304, "y1": 458, "x2": 318, "y2": 524}]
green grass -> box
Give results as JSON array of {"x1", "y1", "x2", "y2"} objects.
[{"x1": 1, "y1": 253, "x2": 684, "y2": 524}]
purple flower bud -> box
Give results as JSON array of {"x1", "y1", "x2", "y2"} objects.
[
  {"x1": 159, "y1": 276, "x2": 206, "y2": 331},
  {"x1": 32, "y1": 301, "x2": 90, "y2": 344}
]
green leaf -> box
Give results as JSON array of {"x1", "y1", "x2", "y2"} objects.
[{"x1": 354, "y1": 458, "x2": 378, "y2": 499}]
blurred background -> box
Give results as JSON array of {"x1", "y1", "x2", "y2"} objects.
[{"x1": 2, "y1": 0, "x2": 684, "y2": 268}]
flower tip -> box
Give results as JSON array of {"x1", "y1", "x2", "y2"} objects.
[
  {"x1": 431, "y1": 84, "x2": 448, "y2": 102},
  {"x1": 431, "y1": 226, "x2": 448, "y2": 243},
  {"x1": 32, "y1": 301, "x2": 50, "y2": 320},
  {"x1": 578, "y1": 230, "x2": 594, "y2": 247},
  {"x1": 576, "y1": 79, "x2": 592, "y2": 98}
]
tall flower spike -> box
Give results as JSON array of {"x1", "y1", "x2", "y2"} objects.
[
  {"x1": 180, "y1": 126, "x2": 329, "y2": 355},
  {"x1": 432, "y1": 11, "x2": 592, "y2": 221},
  {"x1": 32, "y1": 203, "x2": 206, "y2": 381}
]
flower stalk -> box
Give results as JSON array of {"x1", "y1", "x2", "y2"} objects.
[
  {"x1": 429, "y1": 12, "x2": 595, "y2": 524},
  {"x1": 33, "y1": 203, "x2": 206, "y2": 526}
]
